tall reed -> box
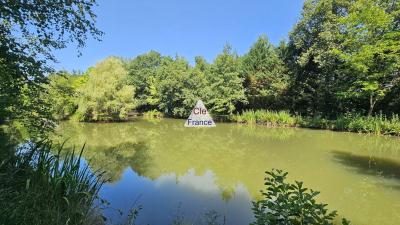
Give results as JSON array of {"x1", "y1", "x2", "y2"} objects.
[
  {"x1": 230, "y1": 110, "x2": 400, "y2": 136},
  {"x1": 143, "y1": 110, "x2": 164, "y2": 119},
  {"x1": 0, "y1": 141, "x2": 105, "y2": 225},
  {"x1": 230, "y1": 110, "x2": 297, "y2": 127}
]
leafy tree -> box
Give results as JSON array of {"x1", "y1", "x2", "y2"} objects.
[
  {"x1": 242, "y1": 35, "x2": 289, "y2": 109},
  {"x1": 380, "y1": 82, "x2": 400, "y2": 114},
  {"x1": 127, "y1": 51, "x2": 163, "y2": 108},
  {"x1": 44, "y1": 72, "x2": 80, "y2": 120},
  {"x1": 205, "y1": 45, "x2": 247, "y2": 115},
  {"x1": 194, "y1": 55, "x2": 209, "y2": 72},
  {"x1": 75, "y1": 57, "x2": 137, "y2": 122},
  {"x1": 286, "y1": 0, "x2": 349, "y2": 117},
  {"x1": 0, "y1": 0, "x2": 102, "y2": 134},
  {"x1": 153, "y1": 56, "x2": 207, "y2": 117},
  {"x1": 44, "y1": 71, "x2": 89, "y2": 121},
  {"x1": 333, "y1": 0, "x2": 400, "y2": 116}
]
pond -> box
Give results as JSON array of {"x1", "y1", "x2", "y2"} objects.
[{"x1": 55, "y1": 118, "x2": 400, "y2": 225}]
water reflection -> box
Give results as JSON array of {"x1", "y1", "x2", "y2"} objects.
[
  {"x1": 101, "y1": 168, "x2": 253, "y2": 225},
  {"x1": 331, "y1": 151, "x2": 400, "y2": 180},
  {"x1": 54, "y1": 119, "x2": 400, "y2": 225}
]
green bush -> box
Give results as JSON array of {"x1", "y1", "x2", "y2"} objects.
[{"x1": 252, "y1": 169, "x2": 350, "y2": 225}]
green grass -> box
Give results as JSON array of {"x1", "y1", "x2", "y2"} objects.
[
  {"x1": 231, "y1": 110, "x2": 400, "y2": 136},
  {"x1": 0, "y1": 141, "x2": 105, "y2": 225}
]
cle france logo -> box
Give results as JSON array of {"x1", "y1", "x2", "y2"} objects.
[{"x1": 184, "y1": 100, "x2": 216, "y2": 127}]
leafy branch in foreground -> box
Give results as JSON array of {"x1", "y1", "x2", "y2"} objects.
[
  {"x1": 251, "y1": 169, "x2": 350, "y2": 225},
  {"x1": 0, "y1": 0, "x2": 102, "y2": 135}
]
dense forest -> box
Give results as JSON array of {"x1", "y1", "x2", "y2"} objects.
[{"x1": 44, "y1": 0, "x2": 400, "y2": 126}]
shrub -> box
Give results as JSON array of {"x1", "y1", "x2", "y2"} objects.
[{"x1": 252, "y1": 169, "x2": 350, "y2": 225}]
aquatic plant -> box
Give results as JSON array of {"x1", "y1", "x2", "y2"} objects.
[
  {"x1": 0, "y1": 141, "x2": 105, "y2": 225},
  {"x1": 303, "y1": 113, "x2": 400, "y2": 136},
  {"x1": 143, "y1": 109, "x2": 164, "y2": 119},
  {"x1": 251, "y1": 169, "x2": 350, "y2": 225},
  {"x1": 231, "y1": 110, "x2": 400, "y2": 136},
  {"x1": 230, "y1": 110, "x2": 297, "y2": 127}
]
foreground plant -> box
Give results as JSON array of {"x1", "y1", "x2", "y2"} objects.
[
  {"x1": 252, "y1": 169, "x2": 350, "y2": 225},
  {"x1": 0, "y1": 141, "x2": 105, "y2": 225}
]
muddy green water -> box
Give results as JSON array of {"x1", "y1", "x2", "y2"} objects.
[{"x1": 55, "y1": 118, "x2": 400, "y2": 225}]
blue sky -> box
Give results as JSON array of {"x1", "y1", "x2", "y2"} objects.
[{"x1": 53, "y1": 0, "x2": 304, "y2": 72}]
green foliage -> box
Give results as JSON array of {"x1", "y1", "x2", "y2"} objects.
[
  {"x1": 0, "y1": 141, "x2": 105, "y2": 225},
  {"x1": 1, "y1": 1, "x2": 107, "y2": 225},
  {"x1": 143, "y1": 110, "x2": 164, "y2": 119},
  {"x1": 300, "y1": 116, "x2": 334, "y2": 130},
  {"x1": 0, "y1": 0, "x2": 102, "y2": 135},
  {"x1": 286, "y1": 0, "x2": 349, "y2": 117},
  {"x1": 251, "y1": 169, "x2": 349, "y2": 225},
  {"x1": 287, "y1": 0, "x2": 400, "y2": 117},
  {"x1": 242, "y1": 36, "x2": 289, "y2": 109},
  {"x1": 2, "y1": 84, "x2": 55, "y2": 139},
  {"x1": 341, "y1": 114, "x2": 400, "y2": 135},
  {"x1": 44, "y1": 72, "x2": 86, "y2": 120},
  {"x1": 75, "y1": 57, "x2": 137, "y2": 122},
  {"x1": 2, "y1": 0, "x2": 399, "y2": 129},
  {"x1": 333, "y1": 0, "x2": 400, "y2": 116},
  {"x1": 126, "y1": 46, "x2": 246, "y2": 118},
  {"x1": 301, "y1": 114, "x2": 400, "y2": 136},
  {"x1": 231, "y1": 109, "x2": 400, "y2": 136},
  {"x1": 153, "y1": 56, "x2": 207, "y2": 118},
  {"x1": 206, "y1": 45, "x2": 247, "y2": 115},
  {"x1": 127, "y1": 51, "x2": 163, "y2": 108},
  {"x1": 127, "y1": 53, "x2": 209, "y2": 118},
  {"x1": 231, "y1": 110, "x2": 297, "y2": 127}
]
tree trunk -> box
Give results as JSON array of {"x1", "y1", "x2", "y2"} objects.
[{"x1": 368, "y1": 95, "x2": 376, "y2": 117}]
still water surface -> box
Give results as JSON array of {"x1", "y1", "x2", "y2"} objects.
[{"x1": 55, "y1": 118, "x2": 400, "y2": 225}]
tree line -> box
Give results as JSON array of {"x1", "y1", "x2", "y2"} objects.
[
  {"x1": 47, "y1": 0, "x2": 400, "y2": 122},
  {"x1": 2, "y1": 0, "x2": 399, "y2": 127}
]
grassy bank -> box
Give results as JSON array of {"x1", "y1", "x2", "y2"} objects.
[
  {"x1": 230, "y1": 110, "x2": 400, "y2": 136},
  {"x1": 0, "y1": 140, "x2": 105, "y2": 225},
  {"x1": 230, "y1": 110, "x2": 297, "y2": 127}
]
